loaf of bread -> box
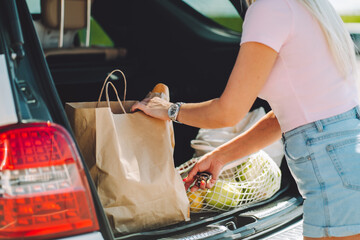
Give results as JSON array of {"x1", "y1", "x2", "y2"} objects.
[
  {"x1": 151, "y1": 83, "x2": 170, "y2": 102},
  {"x1": 151, "y1": 83, "x2": 174, "y2": 148}
]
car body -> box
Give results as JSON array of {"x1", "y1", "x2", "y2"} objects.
[{"x1": 10, "y1": 0, "x2": 359, "y2": 239}]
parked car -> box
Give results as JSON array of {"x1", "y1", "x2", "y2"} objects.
[{"x1": 0, "y1": 0, "x2": 307, "y2": 239}]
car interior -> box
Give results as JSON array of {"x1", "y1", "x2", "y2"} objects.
[
  {"x1": 32, "y1": 0, "x2": 274, "y2": 164},
  {"x1": 24, "y1": 0, "x2": 302, "y2": 238}
]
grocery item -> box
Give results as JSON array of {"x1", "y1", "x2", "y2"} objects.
[
  {"x1": 187, "y1": 190, "x2": 206, "y2": 213},
  {"x1": 177, "y1": 151, "x2": 281, "y2": 213},
  {"x1": 66, "y1": 75, "x2": 189, "y2": 233},
  {"x1": 194, "y1": 172, "x2": 212, "y2": 187},
  {"x1": 205, "y1": 181, "x2": 241, "y2": 210}
]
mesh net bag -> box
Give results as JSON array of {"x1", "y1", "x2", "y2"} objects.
[{"x1": 176, "y1": 151, "x2": 282, "y2": 213}]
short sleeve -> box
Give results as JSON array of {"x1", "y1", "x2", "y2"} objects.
[{"x1": 240, "y1": 0, "x2": 293, "y2": 52}]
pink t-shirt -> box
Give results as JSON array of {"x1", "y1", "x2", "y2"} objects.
[{"x1": 240, "y1": 0, "x2": 359, "y2": 132}]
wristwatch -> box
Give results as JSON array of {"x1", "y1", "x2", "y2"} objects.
[{"x1": 168, "y1": 102, "x2": 184, "y2": 123}]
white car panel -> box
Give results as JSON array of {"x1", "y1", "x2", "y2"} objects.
[
  {"x1": 58, "y1": 232, "x2": 104, "y2": 240},
  {"x1": 0, "y1": 54, "x2": 18, "y2": 126}
]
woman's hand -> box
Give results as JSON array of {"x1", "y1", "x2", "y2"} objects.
[
  {"x1": 184, "y1": 151, "x2": 225, "y2": 192},
  {"x1": 131, "y1": 96, "x2": 172, "y2": 121}
]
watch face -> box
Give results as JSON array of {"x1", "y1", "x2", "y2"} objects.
[
  {"x1": 169, "y1": 105, "x2": 177, "y2": 117},
  {"x1": 168, "y1": 104, "x2": 179, "y2": 121}
]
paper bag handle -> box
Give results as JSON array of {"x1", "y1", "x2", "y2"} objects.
[
  {"x1": 97, "y1": 69, "x2": 127, "y2": 107},
  {"x1": 105, "y1": 82, "x2": 127, "y2": 114}
]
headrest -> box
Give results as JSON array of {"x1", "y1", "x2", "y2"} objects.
[{"x1": 41, "y1": 0, "x2": 91, "y2": 30}]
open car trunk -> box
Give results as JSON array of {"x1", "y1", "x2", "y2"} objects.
[{"x1": 25, "y1": 0, "x2": 303, "y2": 238}]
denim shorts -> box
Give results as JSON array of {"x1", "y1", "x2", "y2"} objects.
[{"x1": 282, "y1": 106, "x2": 360, "y2": 238}]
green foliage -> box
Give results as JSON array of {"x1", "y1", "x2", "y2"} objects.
[
  {"x1": 78, "y1": 18, "x2": 114, "y2": 47},
  {"x1": 341, "y1": 15, "x2": 360, "y2": 23},
  {"x1": 210, "y1": 15, "x2": 360, "y2": 33},
  {"x1": 211, "y1": 17, "x2": 243, "y2": 32}
]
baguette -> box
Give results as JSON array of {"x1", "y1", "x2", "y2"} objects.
[
  {"x1": 151, "y1": 83, "x2": 170, "y2": 101},
  {"x1": 151, "y1": 83, "x2": 174, "y2": 148}
]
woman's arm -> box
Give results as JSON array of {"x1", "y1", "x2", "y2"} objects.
[
  {"x1": 184, "y1": 110, "x2": 282, "y2": 191},
  {"x1": 131, "y1": 42, "x2": 278, "y2": 129}
]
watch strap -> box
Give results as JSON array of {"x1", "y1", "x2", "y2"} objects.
[{"x1": 168, "y1": 102, "x2": 184, "y2": 123}]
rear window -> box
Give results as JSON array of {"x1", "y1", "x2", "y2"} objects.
[
  {"x1": 26, "y1": 0, "x2": 41, "y2": 14},
  {"x1": 25, "y1": 0, "x2": 114, "y2": 47},
  {"x1": 182, "y1": 0, "x2": 243, "y2": 32}
]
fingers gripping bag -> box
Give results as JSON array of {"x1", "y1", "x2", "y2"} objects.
[{"x1": 177, "y1": 151, "x2": 281, "y2": 213}]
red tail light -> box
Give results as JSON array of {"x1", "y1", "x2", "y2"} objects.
[{"x1": 0, "y1": 122, "x2": 99, "y2": 239}]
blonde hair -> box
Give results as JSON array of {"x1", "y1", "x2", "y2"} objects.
[{"x1": 245, "y1": 0, "x2": 358, "y2": 81}]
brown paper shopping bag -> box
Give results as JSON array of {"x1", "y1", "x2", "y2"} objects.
[{"x1": 65, "y1": 70, "x2": 189, "y2": 234}]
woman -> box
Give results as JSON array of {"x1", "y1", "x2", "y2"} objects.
[{"x1": 131, "y1": 0, "x2": 360, "y2": 239}]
